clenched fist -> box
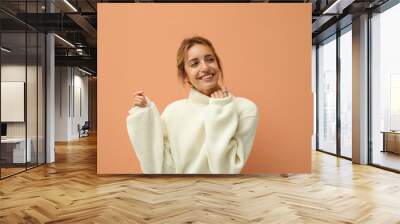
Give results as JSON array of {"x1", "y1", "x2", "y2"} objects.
[{"x1": 132, "y1": 91, "x2": 147, "y2": 107}]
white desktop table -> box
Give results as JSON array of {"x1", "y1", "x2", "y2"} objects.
[{"x1": 1, "y1": 138, "x2": 31, "y2": 163}]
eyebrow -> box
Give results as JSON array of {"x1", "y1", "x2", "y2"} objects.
[
  {"x1": 188, "y1": 54, "x2": 214, "y2": 63},
  {"x1": 188, "y1": 58, "x2": 199, "y2": 63}
]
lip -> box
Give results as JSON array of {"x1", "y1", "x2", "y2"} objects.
[{"x1": 197, "y1": 73, "x2": 215, "y2": 80}]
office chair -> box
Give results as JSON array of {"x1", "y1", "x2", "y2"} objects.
[{"x1": 79, "y1": 121, "x2": 90, "y2": 138}]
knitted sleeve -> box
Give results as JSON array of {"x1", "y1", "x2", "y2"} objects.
[
  {"x1": 126, "y1": 98, "x2": 175, "y2": 174},
  {"x1": 204, "y1": 96, "x2": 259, "y2": 174}
]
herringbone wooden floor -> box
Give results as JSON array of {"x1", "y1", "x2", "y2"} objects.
[{"x1": 1, "y1": 134, "x2": 400, "y2": 223}]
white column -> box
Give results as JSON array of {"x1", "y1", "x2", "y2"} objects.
[
  {"x1": 352, "y1": 14, "x2": 369, "y2": 164},
  {"x1": 45, "y1": 0, "x2": 55, "y2": 163},
  {"x1": 46, "y1": 32, "x2": 55, "y2": 163}
]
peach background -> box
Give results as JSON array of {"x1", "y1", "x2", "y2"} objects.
[{"x1": 97, "y1": 3, "x2": 312, "y2": 174}]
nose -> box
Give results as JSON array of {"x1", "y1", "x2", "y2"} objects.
[{"x1": 199, "y1": 59, "x2": 211, "y2": 71}]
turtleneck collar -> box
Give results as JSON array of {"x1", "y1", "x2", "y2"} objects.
[
  {"x1": 188, "y1": 87, "x2": 210, "y2": 105},
  {"x1": 189, "y1": 87, "x2": 236, "y2": 106}
]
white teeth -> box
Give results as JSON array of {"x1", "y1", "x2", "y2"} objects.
[{"x1": 200, "y1": 74, "x2": 213, "y2": 79}]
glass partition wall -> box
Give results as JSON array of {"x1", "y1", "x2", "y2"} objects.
[
  {"x1": 0, "y1": 1, "x2": 46, "y2": 179},
  {"x1": 317, "y1": 35, "x2": 337, "y2": 155},
  {"x1": 339, "y1": 27, "x2": 352, "y2": 159},
  {"x1": 316, "y1": 26, "x2": 352, "y2": 159},
  {"x1": 316, "y1": 0, "x2": 400, "y2": 172},
  {"x1": 370, "y1": 3, "x2": 400, "y2": 172}
]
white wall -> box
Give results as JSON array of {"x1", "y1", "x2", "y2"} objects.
[
  {"x1": 55, "y1": 66, "x2": 70, "y2": 141},
  {"x1": 1, "y1": 64, "x2": 46, "y2": 164},
  {"x1": 1, "y1": 66, "x2": 26, "y2": 136},
  {"x1": 1, "y1": 65, "x2": 41, "y2": 137},
  {"x1": 55, "y1": 67, "x2": 89, "y2": 141},
  {"x1": 72, "y1": 73, "x2": 89, "y2": 138}
]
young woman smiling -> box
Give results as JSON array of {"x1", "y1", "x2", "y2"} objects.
[{"x1": 126, "y1": 36, "x2": 259, "y2": 174}]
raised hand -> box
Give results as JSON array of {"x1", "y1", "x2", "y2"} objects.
[
  {"x1": 133, "y1": 91, "x2": 147, "y2": 107},
  {"x1": 210, "y1": 86, "x2": 229, "y2": 99}
]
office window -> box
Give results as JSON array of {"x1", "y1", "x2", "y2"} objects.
[
  {"x1": 340, "y1": 27, "x2": 352, "y2": 158},
  {"x1": 0, "y1": 1, "x2": 46, "y2": 179},
  {"x1": 1, "y1": 29, "x2": 28, "y2": 178},
  {"x1": 312, "y1": 45, "x2": 317, "y2": 150},
  {"x1": 317, "y1": 35, "x2": 337, "y2": 154},
  {"x1": 371, "y1": 3, "x2": 400, "y2": 171}
]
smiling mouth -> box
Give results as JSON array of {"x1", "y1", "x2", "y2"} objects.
[{"x1": 198, "y1": 73, "x2": 215, "y2": 81}]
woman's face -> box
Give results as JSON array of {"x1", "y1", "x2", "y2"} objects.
[{"x1": 184, "y1": 44, "x2": 221, "y2": 96}]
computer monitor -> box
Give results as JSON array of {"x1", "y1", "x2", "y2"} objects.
[{"x1": 1, "y1": 123, "x2": 7, "y2": 137}]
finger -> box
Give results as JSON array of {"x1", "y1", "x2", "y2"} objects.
[
  {"x1": 212, "y1": 92, "x2": 218, "y2": 98},
  {"x1": 133, "y1": 94, "x2": 144, "y2": 100},
  {"x1": 135, "y1": 96, "x2": 148, "y2": 105},
  {"x1": 220, "y1": 87, "x2": 227, "y2": 96},
  {"x1": 134, "y1": 98, "x2": 143, "y2": 103},
  {"x1": 135, "y1": 95, "x2": 145, "y2": 101},
  {"x1": 133, "y1": 100, "x2": 142, "y2": 106},
  {"x1": 133, "y1": 91, "x2": 144, "y2": 97},
  {"x1": 140, "y1": 98, "x2": 147, "y2": 105},
  {"x1": 134, "y1": 98, "x2": 146, "y2": 105},
  {"x1": 224, "y1": 89, "x2": 230, "y2": 97},
  {"x1": 135, "y1": 102, "x2": 146, "y2": 107},
  {"x1": 142, "y1": 96, "x2": 148, "y2": 104}
]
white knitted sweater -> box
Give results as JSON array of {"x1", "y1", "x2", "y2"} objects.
[{"x1": 126, "y1": 88, "x2": 259, "y2": 174}]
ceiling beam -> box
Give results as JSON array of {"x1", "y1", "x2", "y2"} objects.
[
  {"x1": 55, "y1": 55, "x2": 96, "y2": 69},
  {"x1": 67, "y1": 13, "x2": 97, "y2": 39}
]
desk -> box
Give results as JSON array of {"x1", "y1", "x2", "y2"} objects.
[
  {"x1": 382, "y1": 131, "x2": 400, "y2": 154},
  {"x1": 1, "y1": 138, "x2": 31, "y2": 163}
]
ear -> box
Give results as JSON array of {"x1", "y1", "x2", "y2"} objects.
[{"x1": 218, "y1": 72, "x2": 224, "y2": 86}]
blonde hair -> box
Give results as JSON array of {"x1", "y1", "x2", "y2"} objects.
[{"x1": 176, "y1": 36, "x2": 223, "y2": 84}]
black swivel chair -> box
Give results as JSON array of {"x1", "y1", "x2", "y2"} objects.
[{"x1": 79, "y1": 121, "x2": 90, "y2": 138}]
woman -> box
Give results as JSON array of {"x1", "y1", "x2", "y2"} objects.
[{"x1": 126, "y1": 36, "x2": 259, "y2": 174}]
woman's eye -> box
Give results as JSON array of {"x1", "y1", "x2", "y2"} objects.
[
  {"x1": 190, "y1": 62, "x2": 198, "y2": 67},
  {"x1": 206, "y1": 58, "x2": 215, "y2": 62}
]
